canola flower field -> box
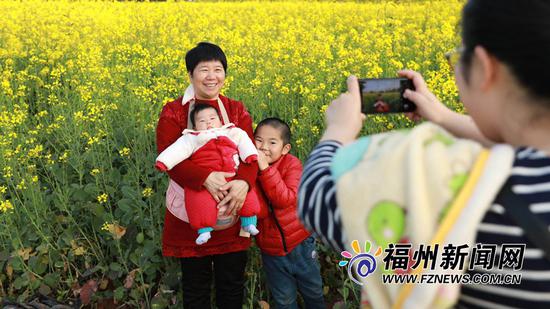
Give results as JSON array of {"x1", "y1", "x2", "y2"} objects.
[{"x1": 0, "y1": 0, "x2": 463, "y2": 307}]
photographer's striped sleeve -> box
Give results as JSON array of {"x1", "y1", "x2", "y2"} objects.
[{"x1": 298, "y1": 141, "x2": 346, "y2": 252}]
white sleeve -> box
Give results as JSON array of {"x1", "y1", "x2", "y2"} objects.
[
  {"x1": 235, "y1": 128, "x2": 258, "y2": 162},
  {"x1": 155, "y1": 134, "x2": 196, "y2": 170}
]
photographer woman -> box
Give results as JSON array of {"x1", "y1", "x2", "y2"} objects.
[
  {"x1": 298, "y1": 1, "x2": 550, "y2": 308},
  {"x1": 156, "y1": 42, "x2": 257, "y2": 308}
]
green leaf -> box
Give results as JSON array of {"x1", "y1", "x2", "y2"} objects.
[
  {"x1": 150, "y1": 255, "x2": 161, "y2": 263},
  {"x1": 92, "y1": 203, "x2": 105, "y2": 217},
  {"x1": 36, "y1": 244, "x2": 49, "y2": 254},
  {"x1": 39, "y1": 284, "x2": 52, "y2": 296},
  {"x1": 136, "y1": 199, "x2": 148, "y2": 208},
  {"x1": 84, "y1": 183, "x2": 98, "y2": 195},
  {"x1": 50, "y1": 166, "x2": 65, "y2": 182},
  {"x1": 114, "y1": 286, "x2": 125, "y2": 300},
  {"x1": 118, "y1": 198, "x2": 133, "y2": 213},
  {"x1": 72, "y1": 189, "x2": 90, "y2": 202},
  {"x1": 136, "y1": 232, "x2": 144, "y2": 244},
  {"x1": 105, "y1": 185, "x2": 116, "y2": 195},
  {"x1": 142, "y1": 240, "x2": 156, "y2": 258},
  {"x1": 109, "y1": 169, "x2": 122, "y2": 183},
  {"x1": 163, "y1": 272, "x2": 180, "y2": 289},
  {"x1": 151, "y1": 295, "x2": 169, "y2": 309},
  {"x1": 129, "y1": 287, "x2": 141, "y2": 301},
  {"x1": 30, "y1": 276, "x2": 41, "y2": 289},
  {"x1": 16, "y1": 288, "x2": 31, "y2": 303},
  {"x1": 121, "y1": 186, "x2": 135, "y2": 199},
  {"x1": 29, "y1": 256, "x2": 47, "y2": 275},
  {"x1": 82, "y1": 265, "x2": 102, "y2": 278},
  {"x1": 10, "y1": 257, "x2": 24, "y2": 271},
  {"x1": 107, "y1": 270, "x2": 122, "y2": 280},
  {"x1": 0, "y1": 250, "x2": 9, "y2": 261},
  {"x1": 61, "y1": 232, "x2": 74, "y2": 246},
  {"x1": 13, "y1": 275, "x2": 29, "y2": 289},
  {"x1": 110, "y1": 262, "x2": 123, "y2": 272},
  {"x1": 54, "y1": 260, "x2": 65, "y2": 268},
  {"x1": 129, "y1": 249, "x2": 141, "y2": 266},
  {"x1": 43, "y1": 273, "x2": 60, "y2": 288}
]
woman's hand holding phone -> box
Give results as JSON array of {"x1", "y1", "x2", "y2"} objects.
[
  {"x1": 321, "y1": 75, "x2": 366, "y2": 145},
  {"x1": 398, "y1": 69, "x2": 493, "y2": 146},
  {"x1": 398, "y1": 69, "x2": 454, "y2": 124},
  {"x1": 319, "y1": 71, "x2": 486, "y2": 146}
]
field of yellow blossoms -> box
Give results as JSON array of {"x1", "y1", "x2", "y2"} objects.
[{"x1": 0, "y1": 0, "x2": 463, "y2": 307}]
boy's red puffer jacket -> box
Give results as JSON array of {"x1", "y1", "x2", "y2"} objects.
[
  {"x1": 156, "y1": 95, "x2": 257, "y2": 258},
  {"x1": 256, "y1": 154, "x2": 311, "y2": 256}
]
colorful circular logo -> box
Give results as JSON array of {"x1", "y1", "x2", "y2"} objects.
[{"x1": 339, "y1": 240, "x2": 382, "y2": 285}]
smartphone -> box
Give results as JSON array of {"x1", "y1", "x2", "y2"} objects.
[{"x1": 358, "y1": 78, "x2": 416, "y2": 114}]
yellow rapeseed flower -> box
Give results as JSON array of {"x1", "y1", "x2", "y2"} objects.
[
  {"x1": 28, "y1": 144, "x2": 43, "y2": 158},
  {"x1": 101, "y1": 222, "x2": 110, "y2": 231},
  {"x1": 0, "y1": 200, "x2": 14, "y2": 212},
  {"x1": 118, "y1": 147, "x2": 130, "y2": 157},
  {"x1": 101, "y1": 221, "x2": 126, "y2": 240},
  {"x1": 97, "y1": 193, "x2": 108, "y2": 204},
  {"x1": 142, "y1": 187, "x2": 153, "y2": 198},
  {"x1": 59, "y1": 151, "x2": 69, "y2": 162},
  {"x1": 16, "y1": 179, "x2": 27, "y2": 190},
  {"x1": 311, "y1": 126, "x2": 319, "y2": 135}
]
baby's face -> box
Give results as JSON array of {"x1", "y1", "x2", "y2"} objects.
[{"x1": 194, "y1": 108, "x2": 222, "y2": 130}]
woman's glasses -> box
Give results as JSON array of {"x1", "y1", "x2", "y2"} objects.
[{"x1": 445, "y1": 47, "x2": 464, "y2": 71}]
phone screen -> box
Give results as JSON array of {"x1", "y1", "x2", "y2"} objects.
[{"x1": 358, "y1": 78, "x2": 416, "y2": 114}]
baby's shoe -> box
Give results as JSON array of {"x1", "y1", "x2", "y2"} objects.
[
  {"x1": 196, "y1": 232, "x2": 211, "y2": 245},
  {"x1": 243, "y1": 224, "x2": 259, "y2": 236}
]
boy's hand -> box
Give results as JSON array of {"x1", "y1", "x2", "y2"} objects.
[
  {"x1": 321, "y1": 75, "x2": 366, "y2": 145},
  {"x1": 257, "y1": 151, "x2": 269, "y2": 171}
]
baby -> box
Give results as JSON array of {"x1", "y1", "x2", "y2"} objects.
[{"x1": 155, "y1": 103, "x2": 260, "y2": 245}]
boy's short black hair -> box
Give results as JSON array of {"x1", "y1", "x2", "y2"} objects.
[
  {"x1": 185, "y1": 42, "x2": 228, "y2": 74},
  {"x1": 190, "y1": 103, "x2": 220, "y2": 128},
  {"x1": 254, "y1": 117, "x2": 291, "y2": 145}
]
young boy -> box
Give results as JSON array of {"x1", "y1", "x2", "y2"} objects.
[
  {"x1": 254, "y1": 118, "x2": 325, "y2": 308},
  {"x1": 155, "y1": 103, "x2": 260, "y2": 245}
]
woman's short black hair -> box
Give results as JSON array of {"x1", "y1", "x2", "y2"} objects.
[
  {"x1": 254, "y1": 118, "x2": 291, "y2": 145},
  {"x1": 461, "y1": 0, "x2": 550, "y2": 101},
  {"x1": 190, "y1": 103, "x2": 220, "y2": 128},
  {"x1": 185, "y1": 42, "x2": 228, "y2": 74}
]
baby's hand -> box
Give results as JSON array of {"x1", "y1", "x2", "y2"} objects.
[
  {"x1": 155, "y1": 161, "x2": 168, "y2": 172},
  {"x1": 257, "y1": 151, "x2": 269, "y2": 171}
]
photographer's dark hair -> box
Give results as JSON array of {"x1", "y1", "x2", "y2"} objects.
[
  {"x1": 190, "y1": 103, "x2": 220, "y2": 128},
  {"x1": 461, "y1": 0, "x2": 550, "y2": 101},
  {"x1": 185, "y1": 42, "x2": 228, "y2": 74},
  {"x1": 255, "y1": 117, "x2": 291, "y2": 145}
]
